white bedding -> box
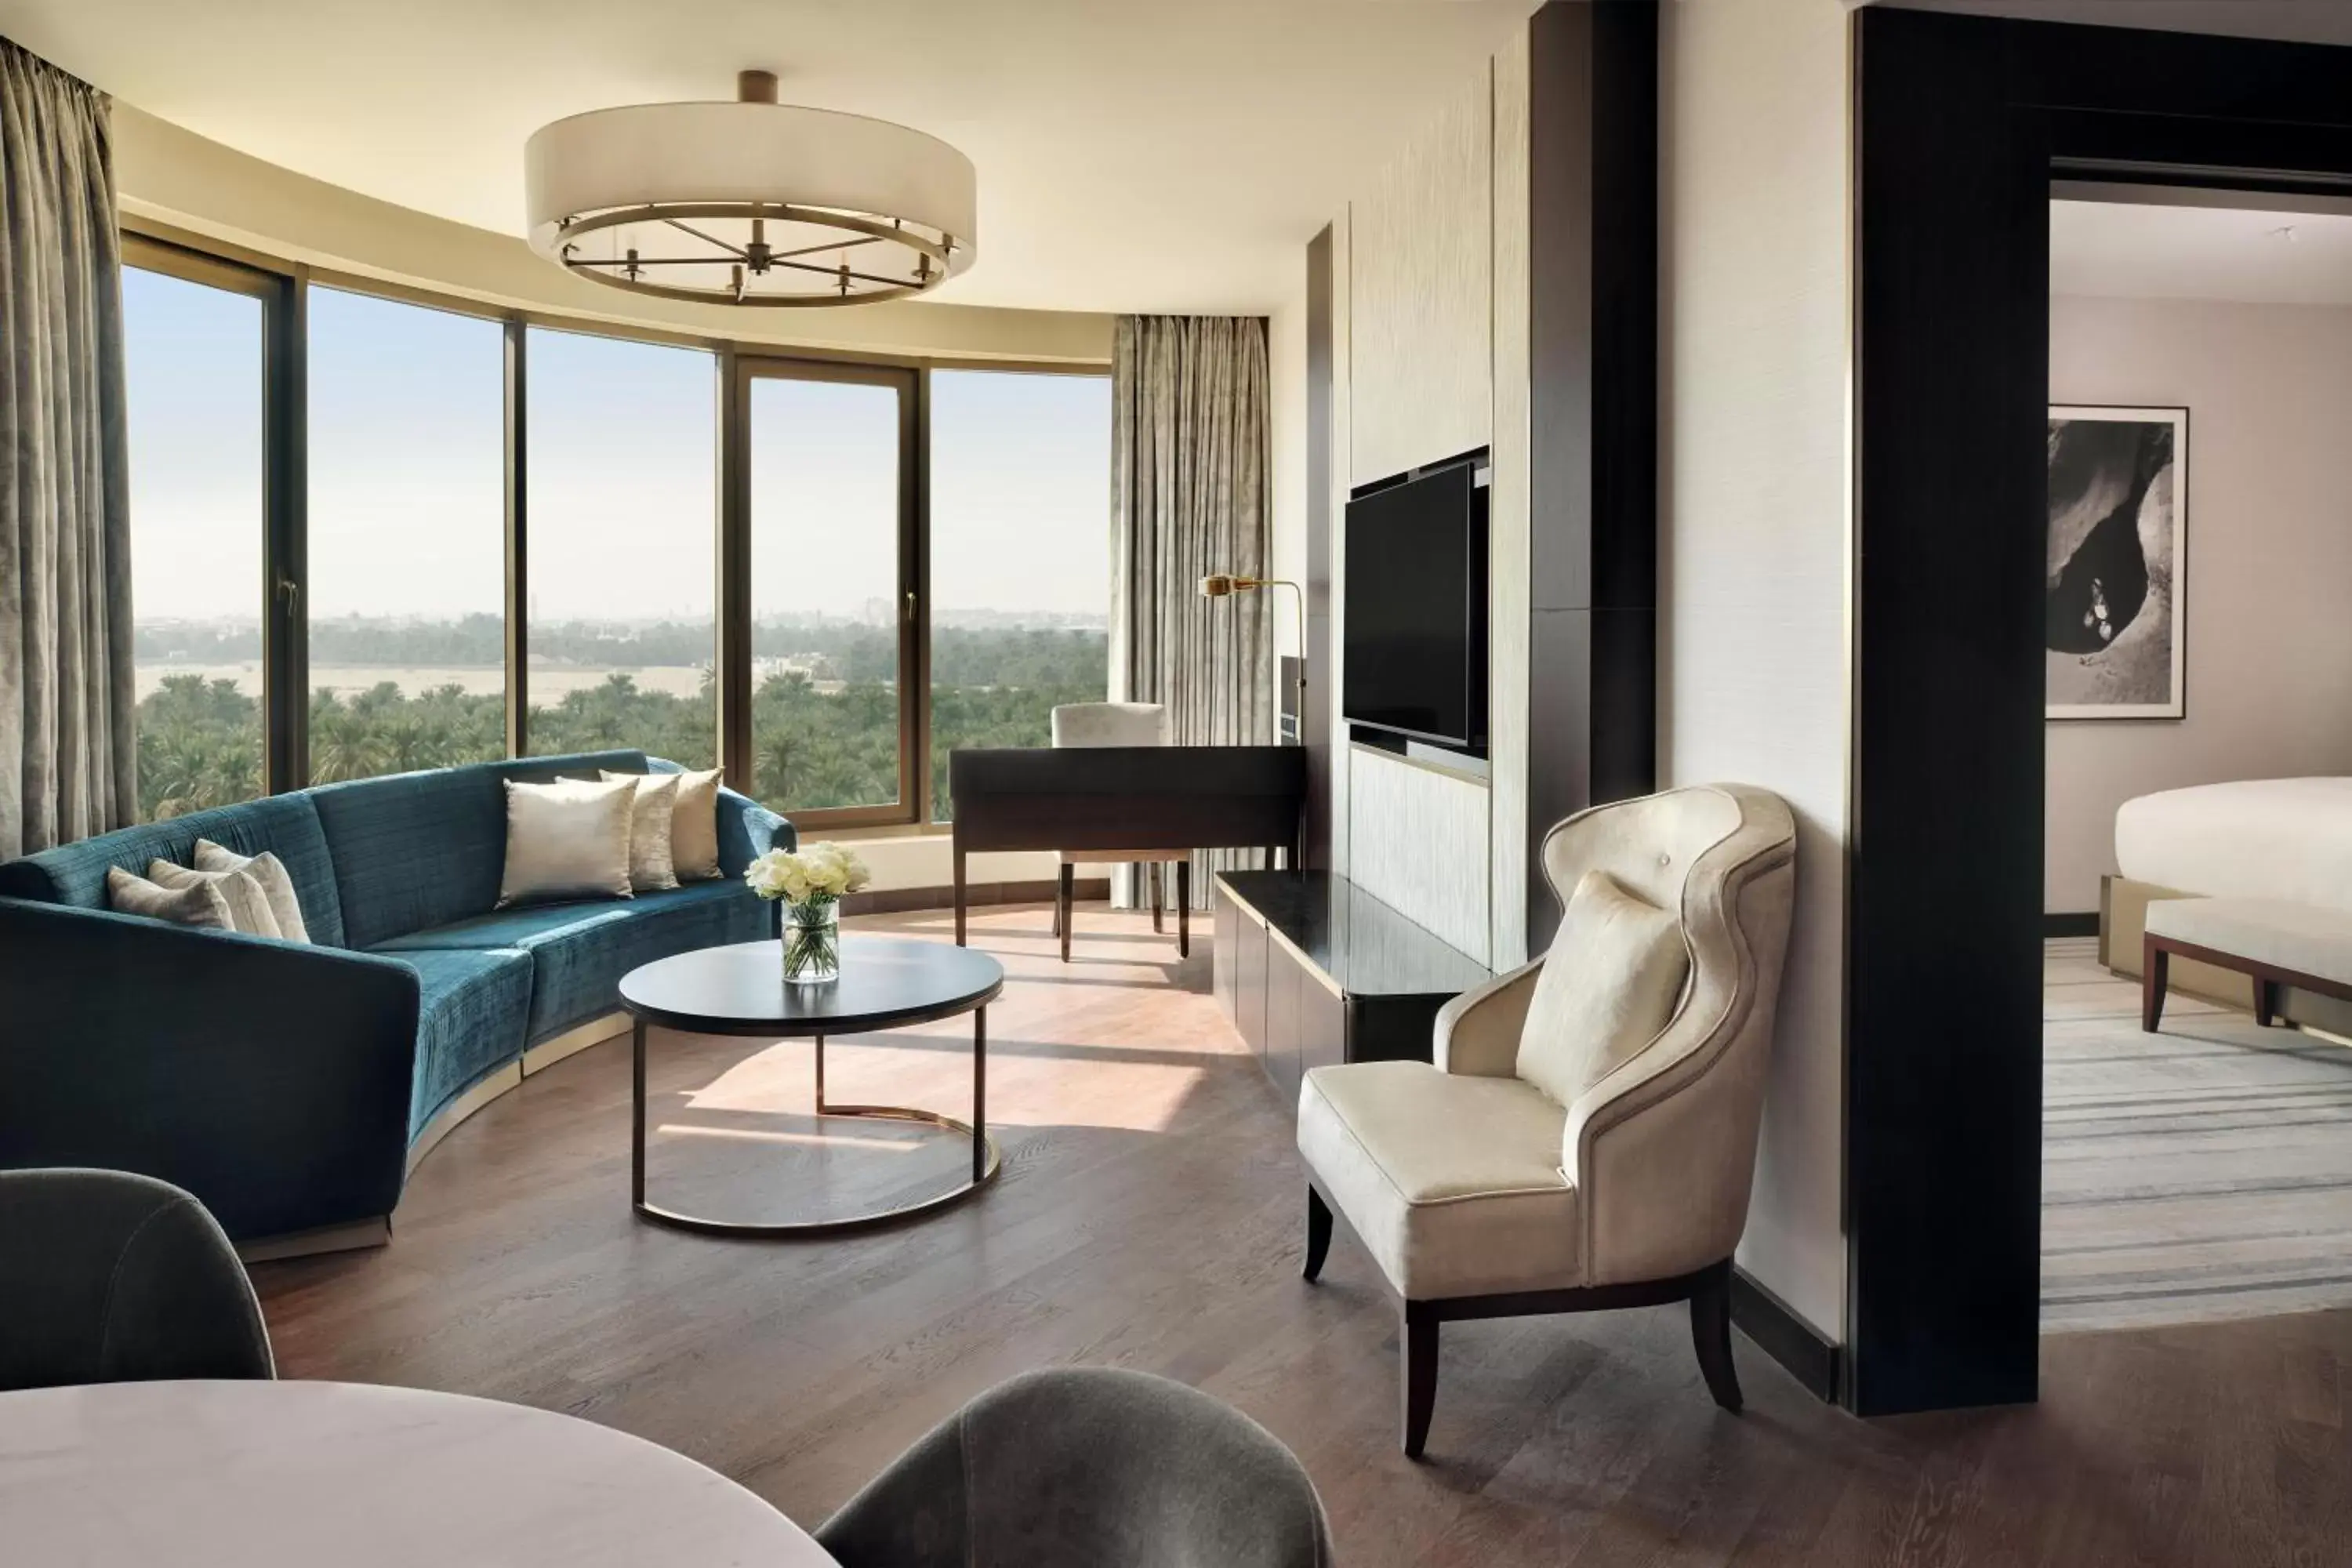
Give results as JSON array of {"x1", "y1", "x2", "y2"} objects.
[{"x1": 2115, "y1": 778, "x2": 2352, "y2": 912}]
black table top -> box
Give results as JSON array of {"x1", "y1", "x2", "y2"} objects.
[
  {"x1": 619, "y1": 937, "x2": 1004, "y2": 1037},
  {"x1": 1216, "y1": 870, "x2": 1494, "y2": 999}
]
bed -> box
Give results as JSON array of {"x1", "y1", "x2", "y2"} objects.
[{"x1": 2103, "y1": 778, "x2": 2352, "y2": 1036}]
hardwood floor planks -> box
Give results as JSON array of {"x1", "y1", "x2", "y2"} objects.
[{"x1": 247, "y1": 906, "x2": 2352, "y2": 1566}]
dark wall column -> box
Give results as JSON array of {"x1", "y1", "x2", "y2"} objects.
[{"x1": 1525, "y1": 0, "x2": 1658, "y2": 949}]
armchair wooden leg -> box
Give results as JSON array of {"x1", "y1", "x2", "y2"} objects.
[
  {"x1": 2142, "y1": 934, "x2": 2169, "y2": 1033},
  {"x1": 1058, "y1": 863, "x2": 1075, "y2": 964},
  {"x1": 1689, "y1": 1259, "x2": 1742, "y2": 1413},
  {"x1": 2255, "y1": 978, "x2": 2276, "y2": 1028},
  {"x1": 1150, "y1": 862, "x2": 1164, "y2": 934},
  {"x1": 1177, "y1": 860, "x2": 1191, "y2": 957},
  {"x1": 1303, "y1": 1185, "x2": 1331, "y2": 1281},
  {"x1": 1402, "y1": 1301, "x2": 1439, "y2": 1459}
]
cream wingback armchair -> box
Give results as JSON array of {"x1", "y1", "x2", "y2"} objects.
[{"x1": 1295, "y1": 783, "x2": 1797, "y2": 1457}]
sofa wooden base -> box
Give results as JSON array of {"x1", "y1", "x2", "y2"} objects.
[{"x1": 1304, "y1": 1184, "x2": 1740, "y2": 1457}]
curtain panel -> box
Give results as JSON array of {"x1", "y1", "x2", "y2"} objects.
[
  {"x1": 0, "y1": 40, "x2": 131, "y2": 859},
  {"x1": 1109, "y1": 314, "x2": 1271, "y2": 907}
]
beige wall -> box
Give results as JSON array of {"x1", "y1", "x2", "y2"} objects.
[
  {"x1": 1269, "y1": 278, "x2": 1310, "y2": 679},
  {"x1": 2046, "y1": 294, "x2": 2352, "y2": 912},
  {"x1": 112, "y1": 105, "x2": 1112, "y2": 365},
  {"x1": 1659, "y1": 0, "x2": 1853, "y2": 1340}
]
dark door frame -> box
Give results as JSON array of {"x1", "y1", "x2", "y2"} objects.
[{"x1": 1850, "y1": 8, "x2": 2352, "y2": 1415}]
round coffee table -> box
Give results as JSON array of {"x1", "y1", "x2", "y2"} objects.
[
  {"x1": 619, "y1": 935, "x2": 1006, "y2": 1236},
  {"x1": 0, "y1": 1379, "x2": 832, "y2": 1566}
]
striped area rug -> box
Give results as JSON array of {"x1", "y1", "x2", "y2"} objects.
[{"x1": 2044, "y1": 935, "x2": 2352, "y2": 1333}]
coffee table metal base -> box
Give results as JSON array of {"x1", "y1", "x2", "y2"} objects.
[{"x1": 630, "y1": 1015, "x2": 1000, "y2": 1238}]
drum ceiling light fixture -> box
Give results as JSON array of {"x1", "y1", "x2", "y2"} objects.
[{"x1": 524, "y1": 70, "x2": 977, "y2": 307}]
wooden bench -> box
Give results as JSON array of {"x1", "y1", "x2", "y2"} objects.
[{"x1": 2142, "y1": 896, "x2": 2352, "y2": 1033}]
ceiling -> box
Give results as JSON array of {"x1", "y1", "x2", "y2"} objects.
[
  {"x1": 2053, "y1": 197, "x2": 2352, "y2": 307},
  {"x1": 0, "y1": 0, "x2": 1537, "y2": 314}
]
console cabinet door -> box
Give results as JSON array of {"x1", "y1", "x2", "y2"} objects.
[
  {"x1": 1234, "y1": 909, "x2": 1269, "y2": 1059},
  {"x1": 1298, "y1": 969, "x2": 1346, "y2": 1080},
  {"x1": 1213, "y1": 884, "x2": 1239, "y2": 1020},
  {"x1": 1265, "y1": 941, "x2": 1303, "y2": 1106}
]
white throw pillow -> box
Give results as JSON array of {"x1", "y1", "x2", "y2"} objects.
[
  {"x1": 147, "y1": 859, "x2": 282, "y2": 939},
  {"x1": 192, "y1": 840, "x2": 310, "y2": 943},
  {"x1": 107, "y1": 865, "x2": 233, "y2": 931},
  {"x1": 659, "y1": 766, "x2": 724, "y2": 883},
  {"x1": 497, "y1": 778, "x2": 638, "y2": 908},
  {"x1": 598, "y1": 771, "x2": 681, "y2": 893},
  {"x1": 1515, "y1": 870, "x2": 1690, "y2": 1112}
]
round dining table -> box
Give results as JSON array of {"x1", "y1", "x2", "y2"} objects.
[{"x1": 0, "y1": 1378, "x2": 837, "y2": 1566}]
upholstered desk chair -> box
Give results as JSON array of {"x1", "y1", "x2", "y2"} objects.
[
  {"x1": 0, "y1": 1167, "x2": 274, "y2": 1391},
  {"x1": 818, "y1": 1367, "x2": 1332, "y2": 1568},
  {"x1": 1296, "y1": 784, "x2": 1796, "y2": 1457},
  {"x1": 1047, "y1": 702, "x2": 1191, "y2": 961}
]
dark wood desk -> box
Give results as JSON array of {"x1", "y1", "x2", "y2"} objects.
[{"x1": 947, "y1": 746, "x2": 1306, "y2": 949}]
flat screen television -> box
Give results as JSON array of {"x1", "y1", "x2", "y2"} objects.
[{"x1": 1341, "y1": 456, "x2": 1488, "y2": 751}]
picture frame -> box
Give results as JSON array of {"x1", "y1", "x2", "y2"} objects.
[{"x1": 2046, "y1": 404, "x2": 2187, "y2": 720}]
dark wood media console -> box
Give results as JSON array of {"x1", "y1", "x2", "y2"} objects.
[{"x1": 1214, "y1": 870, "x2": 1492, "y2": 1102}]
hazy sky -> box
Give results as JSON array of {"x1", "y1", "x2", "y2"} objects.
[{"x1": 123, "y1": 269, "x2": 1112, "y2": 628}]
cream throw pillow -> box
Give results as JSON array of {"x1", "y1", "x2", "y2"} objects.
[
  {"x1": 497, "y1": 778, "x2": 637, "y2": 907},
  {"x1": 659, "y1": 767, "x2": 724, "y2": 883},
  {"x1": 598, "y1": 771, "x2": 681, "y2": 893},
  {"x1": 192, "y1": 840, "x2": 310, "y2": 942},
  {"x1": 107, "y1": 865, "x2": 233, "y2": 931},
  {"x1": 147, "y1": 859, "x2": 281, "y2": 939},
  {"x1": 1515, "y1": 870, "x2": 1690, "y2": 1112}
]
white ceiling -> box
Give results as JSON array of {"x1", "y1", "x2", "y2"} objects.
[
  {"x1": 0, "y1": 0, "x2": 1538, "y2": 314},
  {"x1": 2053, "y1": 198, "x2": 2352, "y2": 307}
]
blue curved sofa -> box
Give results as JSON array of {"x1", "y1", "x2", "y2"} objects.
[{"x1": 0, "y1": 750, "x2": 789, "y2": 1250}]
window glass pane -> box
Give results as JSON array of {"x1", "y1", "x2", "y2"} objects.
[
  {"x1": 307, "y1": 287, "x2": 506, "y2": 781},
  {"x1": 523, "y1": 328, "x2": 717, "y2": 766},
  {"x1": 927, "y1": 370, "x2": 1112, "y2": 819},
  {"x1": 748, "y1": 375, "x2": 904, "y2": 813},
  {"x1": 125, "y1": 266, "x2": 267, "y2": 821}
]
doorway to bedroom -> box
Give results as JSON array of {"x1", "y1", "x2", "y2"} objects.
[{"x1": 2040, "y1": 187, "x2": 2352, "y2": 1334}]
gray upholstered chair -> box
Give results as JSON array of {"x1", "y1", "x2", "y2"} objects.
[
  {"x1": 0, "y1": 1167, "x2": 274, "y2": 1391},
  {"x1": 1047, "y1": 702, "x2": 1191, "y2": 961},
  {"x1": 1297, "y1": 784, "x2": 1797, "y2": 1456},
  {"x1": 817, "y1": 1367, "x2": 1332, "y2": 1568}
]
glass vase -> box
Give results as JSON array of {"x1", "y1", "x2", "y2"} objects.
[{"x1": 782, "y1": 898, "x2": 841, "y2": 984}]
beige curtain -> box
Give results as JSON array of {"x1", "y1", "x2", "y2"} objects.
[
  {"x1": 1109, "y1": 314, "x2": 1271, "y2": 907},
  {"x1": 0, "y1": 40, "x2": 131, "y2": 858}
]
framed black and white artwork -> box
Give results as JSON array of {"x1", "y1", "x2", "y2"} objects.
[{"x1": 2047, "y1": 405, "x2": 2187, "y2": 720}]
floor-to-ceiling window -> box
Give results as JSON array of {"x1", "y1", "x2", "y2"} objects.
[
  {"x1": 523, "y1": 327, "x2": 718, "y2": 765},
  {"x1": 122, "y1": 257, "x2": 270, "y2": 821},
  {"x1": 743, "y1": 362, "x2": 915, "y2": 824},
  {"x1": 306, "y1": 286, "x2": 506, "y2": 781},
  {"x1": 925, "y1": 368, "x2": 1112, "y2": 818}
]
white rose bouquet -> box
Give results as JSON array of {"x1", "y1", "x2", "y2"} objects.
[{"x1": 746, "y1": 842, "x2": 871, "y2": 981}]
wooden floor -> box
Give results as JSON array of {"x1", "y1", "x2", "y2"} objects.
[{"x1": 253, "y1": 906, "x2": 2352, "y2": 1566}]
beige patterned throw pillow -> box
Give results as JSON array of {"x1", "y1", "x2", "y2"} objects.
[
  {"x1": 659, "y1": 767, "x2": 724, "y2": 883},
  {"x1": 192, "y1": 840, "x2": 311, "y2": 943},
  {"x1": 148, "y1": 859, "x2": 282, "y2": 938},
  {"x1": 498, "y1": 778, "x2": 638, "y2": 907},
  {"x1": 107, "y1": 866, "x2": 234, "y2": 931},
  {"x1": 597, "y1": 772, "x2": 681, "y2": 893}
]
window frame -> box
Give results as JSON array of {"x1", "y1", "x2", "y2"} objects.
[
  {"x1": 119, "y1": 216, "x2": 1109, "y2": 831},
  {"x1": 726, "y1": 353, "x2": 923, "y2": 829}
]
